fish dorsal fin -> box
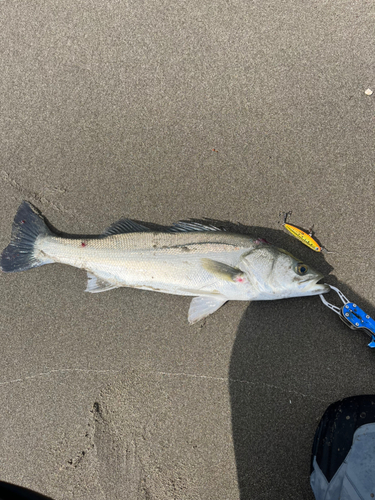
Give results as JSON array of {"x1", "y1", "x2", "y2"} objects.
[
  {"x1": 85, "y1": 272, "x2": 120, "y2": 293},
  {"x1": 168, "y1": 221, "x2": 223, "y2": 233},
  {"x1": 102, "y1": 219, "x2": 151, "y2": 236},
  {"x1": 201, "y1": 258, "x2": 247, "y2": 283},
  {"x1": 188, "y1": 296, "x2": 227, "y2": 324}
]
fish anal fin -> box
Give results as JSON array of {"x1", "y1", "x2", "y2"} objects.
[
  {"x1": 85, "y1": 272, "x2": 120, "y2": 293},
  {"x1": 201, "y1": 258, "x2": 247, "y2": 283},
  {"x1": 188, "y1": 296, "x2": 227, "y2": 324}
]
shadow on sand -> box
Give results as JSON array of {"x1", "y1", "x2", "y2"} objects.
[{"x1": 227, "y1": 225, "x2": 375, "y2": 499}]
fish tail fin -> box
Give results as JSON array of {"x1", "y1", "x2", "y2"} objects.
[{"x1": 1, "y1": 201, "x2": 53, "y2": 273}]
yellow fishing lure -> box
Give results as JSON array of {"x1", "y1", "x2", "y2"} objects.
[
  {"x1": 280, "y1": 212, "x2": 331, "y2": 253},
  {"x1": 283, "y1": 223, "x2": 322, "y2": 252}
]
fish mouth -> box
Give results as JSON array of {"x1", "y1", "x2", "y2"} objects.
[{"x1": 300, "y1": 274, "x2": 330, "y2": 295}]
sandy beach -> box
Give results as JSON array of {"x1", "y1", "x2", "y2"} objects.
[{"x1": 1, "y1": 1, "x2": 374, "y2": 498}]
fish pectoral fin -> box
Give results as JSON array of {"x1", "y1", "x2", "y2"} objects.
[
  {"x1": 200, "y1": 258, "x2": 246, "y2": 283},
  {"x1": 188, "y1": 296, "x2": 227, "y2": 324},
  {"x1": 85, "y1": 272, "x2": 120, "y2": 293}
]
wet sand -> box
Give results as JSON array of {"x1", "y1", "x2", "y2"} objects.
[{"x1": 1, "y1": 1, "x2": 374, "y2": 498}]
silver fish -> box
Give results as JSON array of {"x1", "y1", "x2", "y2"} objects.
[{"x1": 1, "y1": 202, "x2": 329, "y2": 323}]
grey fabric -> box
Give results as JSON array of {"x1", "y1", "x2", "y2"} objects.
[
  {"x1": 310, "y1": 456, "x2": 350, "y2": 500},
  {"x1": 311, "y1": 423, "x2": 375, "y2": 500}
]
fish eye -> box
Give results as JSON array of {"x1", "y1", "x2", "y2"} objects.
[{"x1": 295, "y1": 263, "x2": 308, "y2": 275}]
